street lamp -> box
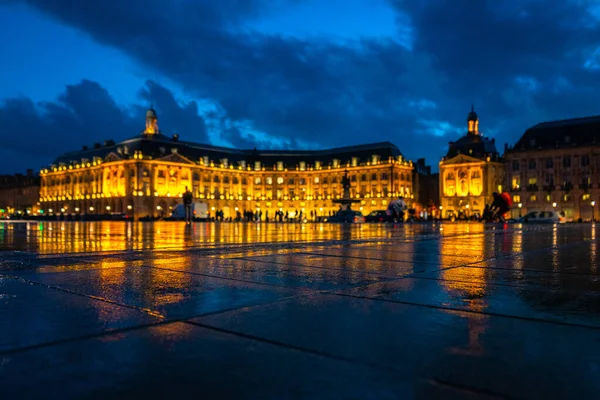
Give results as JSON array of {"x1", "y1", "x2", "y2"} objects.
[
  {"x1": 552, "y1": 202, "x2": 557, "y2": 208},
  {"x1": 518, "y1": 202, "x2": 522, "y2": 218},
  {"x1": 592, "y1": 201, "x2": 596, "y2": 222}
]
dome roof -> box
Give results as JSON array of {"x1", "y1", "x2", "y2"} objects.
[
  {"x1": 446, "y1": 133, "x2": 498, "y2": 159},
  {"x1": 146, "y1": 108, "x2": 157, "y2": 119},
  {"x1": 467, "y1": 104, "x2": 478, "y2": 122}
]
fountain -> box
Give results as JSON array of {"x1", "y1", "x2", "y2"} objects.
[{"x1": 332, "y1": 169, "x2": 361, "y2": 211}]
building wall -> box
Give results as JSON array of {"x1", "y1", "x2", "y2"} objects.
[
  {"x1": 439, "y1": 156, "x2": 504, "y2": 219},
  {"x1": 39, "y1": 155, "x2": 416, "y2": 220},
  {"x1": 504, "y1": 146, "x2": 600, "y2": 221},
  {"x1": 0, "y1": 173, "x2": 40, "y2": 217}
]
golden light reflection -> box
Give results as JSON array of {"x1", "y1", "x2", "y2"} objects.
[{"x1": 0, "y1": 221, "x2": 408, "y2": 255}]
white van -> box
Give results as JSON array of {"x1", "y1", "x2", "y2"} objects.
[{"x1": 519, "y1": 210, "x2": 567, "y2": 224}]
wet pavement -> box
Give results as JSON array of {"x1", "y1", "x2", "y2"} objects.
[{"x1": 1, "y1": 221, "x2": 600, "y2": 399}]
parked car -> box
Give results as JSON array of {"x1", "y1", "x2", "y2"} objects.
[
  {"x1": 519, "y1": 210, "x2": 567, "y2": 224},
  {"x1": 326, "y1": 210, "x2": 365, "y2": 223},
  {"x1": 365, "y1": 210, "x2": 393, "y2": 223}
]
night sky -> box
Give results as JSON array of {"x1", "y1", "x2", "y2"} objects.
[{"x1": 1, "y1": 0, "x2": 599, "y2": 174}]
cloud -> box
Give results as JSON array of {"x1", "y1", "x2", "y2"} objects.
[
  {"x1": 8, "y1": 0, "x2": 600, "y2": 174},
  {"x1": 0, "y1": 79, "x2": 209, "y2": 173}
]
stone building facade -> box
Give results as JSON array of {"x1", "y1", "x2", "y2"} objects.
[
  {"x1": 0, "y1": 170, "x2": 40, "y2": 217},
  {"x1": 39, "y1": 108, "x2": 417, "y2": 220},
  {"x1": 504, "y1": 116, "x2": 600, "y2": 221},
  {"x1": 439, "y1": 107, "x2": 504, "y2": 219}
]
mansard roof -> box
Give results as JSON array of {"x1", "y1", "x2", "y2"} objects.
[
  {"x1": 445, "y1": 133, "x2": 500, "y2": 160},
  {"x1": 51, "y1": 133, "x2": 403, "y2": 168},
  {"x1": 509, "y1": 115, "x2": 600, "y2": 152}
]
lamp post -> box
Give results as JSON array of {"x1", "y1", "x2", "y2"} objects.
[
  {"x1": 439, "y1": 205, "x2": 443, "y2": 220},
  {"x1": 592, "y1": 201, "x2": 596, "y2": 222},
  {"x1": 518, "y1": 202, "x2": 522, "y2": 218}
]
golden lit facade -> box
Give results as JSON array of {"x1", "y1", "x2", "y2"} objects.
[
  {"x1": 439, "y1": 107, "x2": 504, "y2": 219},
  {"x1": 504, "y1": 116, "x2": 600, "y2": 221},
  {"x1": 39, "y1": 109, "x2": 416, "y2": 219}
]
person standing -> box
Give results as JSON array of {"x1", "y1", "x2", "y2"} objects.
[{"x1": 183, "y1": 186, "x2": 193, "y2": 224}]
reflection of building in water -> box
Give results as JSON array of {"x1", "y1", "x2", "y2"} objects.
[
  {"x1": 440, "y1": 231, "x2": 489, "y2": 355},
  {"x1": 39, "y1": 107, "x2": 423, "y2": 220},
  {"x1": 439, "y1": 106, "x2": 504, "y2": 219}
]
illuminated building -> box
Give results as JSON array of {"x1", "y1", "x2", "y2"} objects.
[
  {"x1": 504, "y1": 115, "x2": 600, "y2": 220},
  {"x1": 439, "y1": 106, "x2": 504, "y2": 219},
  {"x1": 0, "y1": 170, "x2": 40, "y2": 217},
  {"x1": 39, "y1": 108, "x2": 417, "y2": 219}
]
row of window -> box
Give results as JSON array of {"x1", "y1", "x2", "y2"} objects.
[
  {"x1": 511, "y1": 155, "x2": 593, "y2": 171},
  {"x1": 513, "y1": 193, "x2": 592, "y2": 203},
  {"x1": 46, "y1": 171, "x2": 409, "y2": 187}
]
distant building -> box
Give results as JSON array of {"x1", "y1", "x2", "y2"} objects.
[
  {"x1": 39, "y1": 108, "x2": 419, "y2": 219},
  {"x1": 439, "y1": 106, "x2": 504, "y2": 219},
  {"x1": 0, "y1": 170, "x2": 40, "y2": 217},
  {"x1": 504, "y1": 116, "x2": 600, "y2": 221},
  {"x1": 412, "y1": 158, "x2": 439, "y2": 217}
]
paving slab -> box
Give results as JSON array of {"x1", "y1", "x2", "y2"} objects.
[
  {"x1": 12, "y1": 266, "x2": 304, "y2": 319},
  {"x1": 193, "y1": 294, "x2": 600, "y2": 399},
  {"x1": 0, "y1": 276, "x2": 159, "y2": 352},
  {"x1": 0, "y1": 321, "x2": 464, "y2": 400}
]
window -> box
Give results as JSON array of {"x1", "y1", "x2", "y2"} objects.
[
  {"x1": 323, "y1": 177, "x2": 328, "y2": 184},
  {"x1": 314, "y1": 177, "x2": 319, "y2": 184},
  {"x1": 381, "y1": 173, "x2": 389, "y2": 180},
  {"x1": 583, "y1": 194, "x2": 591, "y2": 201},
  {"x1": 233, "y1": 177, "x2": 239, "y2": 184},
  {"x1": 192, "y1": 172, "x2": 200, "y2": 181},
  {"x1": 288, "y1": 178, "x2": 295, "y2": 184},
  {"x1": 512, "y1": 160, "x2": 520, "y2": 171},
  {"x1": 563, "y1": 193, "x2": 570, "y2": 202},
  {"x1": 299, "y1": 178, "x2": 306, "y2": 185},
  {"x1": 528, "y1": 177, "x2": 537, "y2": 186},
  {"x1": 545, "y1": 158, "x2": 553, "y2": 169},
  {"x1": 254, "y1": 177, "x2": 261, "y2": 185},
  {"x1": 528, "y1": 159, "x2": 536, "y2": 170},
  {"x1": 582, "y1": 155, "x2": 591, "y2": 167},
  {"x1": 351, "y1": 175, "x2": 357, "y2": 182},
  {"x1": 371, "y1": 173, "x2": 377, "y2": 180},
  {"x1": 563, "y1": 156, "x2": 571, "y2": 168},
  {"x1": 213, "y1": 176, "x2": 220, "y2": 183},
  {"x1": 158, "y1": 170, "x2": 166, "y2": 178},
  {"x1": 277, "y1": 177, "x2": 284, "y2": 185},
  {"x1": 530, "y1": 194, "x2": 537, "y2": 202},
  {"x1": 361, "y1": 174, "x2": 367, "y2": 181},
  {"x1": 242, "y1": 178, "x2": 247, "y2": 185},
  {"x1": 513, "y1": 195, "x2": 521, "y2": 203},
  {"x1": 266, "y1": 177, "x2": 273, "y2": 185},
  {"x1": 223, "y1": 176, "x2": 230, "y2": 184},
  {"x1": 546, "y1": 194, "x2": 551, "y2": 202}
]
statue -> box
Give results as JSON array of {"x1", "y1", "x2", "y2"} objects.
[{"x1": 333, "y1": 169, "x2": 359, "y2": 211}]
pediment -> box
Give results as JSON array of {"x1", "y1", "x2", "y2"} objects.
[
  {"x1": 103, "y1": 152, "x2": 123, "y2": 163},
  {"x1": 441, "y1": 154, "x2": 483, "y2": 165},
  {"x1": 158, "y1": 152, "x2": 196, "y2": 165}
]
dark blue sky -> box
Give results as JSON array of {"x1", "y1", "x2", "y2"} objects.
[{"x1": 1, "y1": 0, "x2": 599, "y2": 174}]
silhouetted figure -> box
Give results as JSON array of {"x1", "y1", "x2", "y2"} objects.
[{"x1": 183, "y1": 186, "x2": 193, "y2": 224}]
